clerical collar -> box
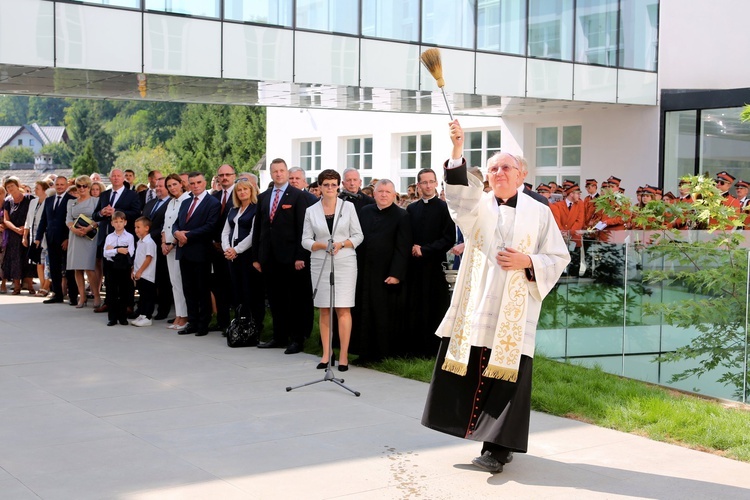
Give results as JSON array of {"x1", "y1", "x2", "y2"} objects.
[
  {"x1": 495, "y1": 193, "x2": 518, "y2": 207},
  {"x1": 421, "y1": 195, "x2": 437, "y2": 204}
]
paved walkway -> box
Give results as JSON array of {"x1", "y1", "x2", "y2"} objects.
[{"x1": 1, "y1": 293, "x2": 749, "y2": 499}]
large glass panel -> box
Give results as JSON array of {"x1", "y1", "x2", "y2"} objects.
[
  {"x1": 663, "y1": 110, "x2": 697, "y2": 193},
  {"x1": 619, "y1": 0, "x2": 658, "y2": 71},
  {"x1": 69, "y1": 0, "x2": 140, "y2": 7},
  {"x1": 575, "y1": 0, "x2": 618, "y2": 66},
  {"x1": 145, "y1": 0, "x2": 220, "y2": 18},
  {"x1": 362, "y1": 0, "x2": 419, "y2": 42},
  {"x1": 297, "y1": 0, "x2": 359, "y2": 35},
  {"x1": 528, "y1": 0, "x2": 574, "y2": 60},
  {"x1": 422, "y1": 0, "x2": 476, "y2": 50},
  {"x1": 224, "y1": 0, "x2": 293, "y2": 26},
  {"x1": 477, "y1": 0, "x2": 526, "y2": 55},
  {"x1": 699, "y1": 107, "x2": 750, "y2": 184},
  {"x1": 562, "y1": 125, "x2": 582, "y2": 166}
]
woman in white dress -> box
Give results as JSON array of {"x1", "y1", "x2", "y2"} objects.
[
  {"x1": 161, "y1": 173, "x2": 191, "y2": 331},
  {"x1": 23, "y1": 180, "x2": 51, "y2": 296},
  {"x1": 301, "y1": 169, "x2": 363, "y2": 371}
]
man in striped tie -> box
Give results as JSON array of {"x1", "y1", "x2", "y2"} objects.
[{"x1": 251, "y1": 158, "x2": 312, "y2": 354}]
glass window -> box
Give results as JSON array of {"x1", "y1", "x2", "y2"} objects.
[
  {"x1": 699, "y1": 108, "x2": 750, "y2": 185},
  {"x1": 477, "y1": 0, "x2": 526, "y2": 55},
  {"x1": 536, "y1": 125, "x2": 581, "y2": 168},
  {"x1": 362, "y1": 0, "x2": 419, "y2": 42},
  {"x1": 400, "y1": 134, "x2": 431, "y2": 171},
  {"x1": 422, "y1": 0, "x2": 476, "y2": 50},
  {"x1": 300, "y1": 140, "x2": 322, "y2": 171},
  {"x1": 346, "y1": 137, "x2": 373, "y2": 170},
  {"x1": 575, "y1": 0, "x2": 618, "y2": 66},
  {"x1": 29, "y1": 139, "x2": 35, "y2": 147},
  {"x1": 528, "y1": 0, "x2": 574, "y2": 60},
  {"x1": 145, "y1": 0, "x2": 220, "y2": 18},
  {"x1": 68, "y1": 0, "x2": 140, "y2": 7},
  {"x1": 663, "y1": 110, "x2": 697, "y2": 192},
  {"x1": 465, "y1": 129, "x2": 502, "y2": 169},
  {"x1": 296, "y1": 0, "x2": 359, "y2": 35},
  {"x1": 619, "y1": 0, "x2": 658, "y2": 71},
  {"x1": 401, "y1": 177, "x2": 416, "y2": 193},
  {"x1": 224, "y1": 0, "x2": 293, "y2": 26},
  {"x1": 17, "y1": 139, "x2": 23, "y2": 146}
]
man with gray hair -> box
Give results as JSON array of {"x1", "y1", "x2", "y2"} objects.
[
  {"x1": 339, "y1": 168, "x2": 375, "y2": 214},
  {"x1": 353, "y1": 179, "x2": 412, "y2": 364},
  {"x1": 289, "y1": 167, "x2": 318, "y2": 205}
]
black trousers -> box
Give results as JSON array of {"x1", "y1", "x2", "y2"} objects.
[
  {"x1": 47, "y1": 240, "x2": 78, "y2": 302},
  {"x1": 136, "y1": 278, "x2": 156, "y2": 318},
  {"x1": 107, "y1": 266, "x2": 133, "y2": 322},
  {"x1": 263, "y1": 260, "x2": 312, "y2": 345},
  {"x1": 180, "y1": 257, "x2": 212, "y2": 333}
]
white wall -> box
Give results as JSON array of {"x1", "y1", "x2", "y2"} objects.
[{"x1": 658, "y1": 0, "x2": 750, "y2": 91}]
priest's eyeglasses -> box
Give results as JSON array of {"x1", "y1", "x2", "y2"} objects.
[{"x1": 487, "y1": 164, "x2": 518, "y2": 175}]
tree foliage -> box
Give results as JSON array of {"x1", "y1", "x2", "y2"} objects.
[
  {"x1": 0, "y1": 146, "x2": 35, "y2": 166},
  {"x1": 40, "y1": 142, "x2": 73, "y2": 167},
  {"x1": 114, "y1": 145, "x2": 176, "y2": 179},
  {"x1": 71, "y1": 140, "x2": 99, "y2": 176},
  {"x1": 593, "y1": 176, "x2": 748, "y2": 399},
  {"x1": 65, "y1": 99, "x2": 115, "y2": 174}
]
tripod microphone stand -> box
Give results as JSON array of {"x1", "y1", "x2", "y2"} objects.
[{"x1": 287, "y1": 236, "x2": 361, "y2": 397}]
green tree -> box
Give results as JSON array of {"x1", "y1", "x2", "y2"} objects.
[
  {"x1": 39, "y1": 142, "x2": 73, "y2": 167},
  {"x1": 71, "y1": 140, "x2": 99, "y2": 176},
  {"x1": 27, "y1": 97, "x2": 70, "y2": 125},
  {"x1": 167, "y1": 104, "x2": 265, "y2": 175},
  {"x1": 0, "y1": 146, "x2": 35, "y2": 167},
  {"x1": 113, "y1": 145, "x2": 177, "y2": 180},
  {"x1": 65, "y1": 99, "x2": 115, "y2": 173},
  {"x1": 0, "y1": 96, "x2": 29, "y2": 125}
]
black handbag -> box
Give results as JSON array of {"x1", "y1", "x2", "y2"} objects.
[
  {"x1": 26, "y1": 244, "x2": 43, "y2": 265},
  {"x1": 226, "y1": 305, "x2": 259, "y2": 348}
]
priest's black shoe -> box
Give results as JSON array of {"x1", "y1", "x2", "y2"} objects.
[
  {"x1": 258, "y1": 339, "x2": 284, "y2": 349},
  {"x1": 195, "y1": 330, "x2": 208, "y2": 337},
  {"x1": 471, "y1": 452, "x2": 504, "y2": 473},
  {"x1": 284, "y1": 342, "x2": 303, "y2": 354},
  {"x1": 118, "y1": 319, "x2": 128, "y2": 325}
]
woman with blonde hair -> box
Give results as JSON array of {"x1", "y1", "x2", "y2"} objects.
[
  {"x1": 2, "y1": 178, "x2": 35, "y2": 294},
  {"x1": 66, "y1": 175, "x2": 101, "y2": 308},
  {"x1": 221, "y1": 177, "x2": 264, "y2": 332}
]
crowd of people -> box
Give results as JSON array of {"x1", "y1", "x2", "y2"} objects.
[{"x1": 0, "y1": 162, "x2": 457, "y2": 368}]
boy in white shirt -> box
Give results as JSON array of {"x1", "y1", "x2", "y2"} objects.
[
  {"x1": 103, "y1": 211, "x2": 135, "y2": 326},
  {"x1": 131, "y1": 216, "x2": 157, "y2": 327}
]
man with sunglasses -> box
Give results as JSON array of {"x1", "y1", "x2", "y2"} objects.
[{"x1": 210, "y1": 164, "x2": 237, "y2": 333}]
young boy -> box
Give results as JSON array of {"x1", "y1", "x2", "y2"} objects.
[
  {"x1": 131, "y1": 216, "x2": 157, "y2": 327},
  {"x1": 103, "y1": 211, "x2": 134, "y2": 326}
]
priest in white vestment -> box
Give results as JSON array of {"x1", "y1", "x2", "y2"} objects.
[{"x1": 422, "y1": 119, "x2": 570, "y2": 473}]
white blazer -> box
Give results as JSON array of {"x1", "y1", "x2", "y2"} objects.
[{"x1": 301, "y1": 198, "x2": 364, "y2": 261}]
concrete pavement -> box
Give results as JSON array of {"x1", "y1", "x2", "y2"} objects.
[{"x1": 1, "y1": 292, "x2": 749, "y2": 499}]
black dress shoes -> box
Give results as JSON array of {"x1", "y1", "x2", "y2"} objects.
[
  {"x1": 471, "y1": 452, "x2": 504, "y2": 473},
  {"x1": 107, "y1": 320, "x2": 117, "y2": 326},
  {"x1": 195, "y1": 330, "x2": 208, "y2": 337},
  {"x1": 180, "y1": 325, "x2": 198, "y2": 335},
  {"x1": 284, "y1": 342, "x2": 303, "y2": 355},
  {"x1": 118, "y1": 319, "x2": 128, "y2": 325},
  {"x1": 43, "y1": 297, "x2": 63, "y2": 304},
  {"x1": 258, "y1": 339, "x2": 285, "y2": 349}
]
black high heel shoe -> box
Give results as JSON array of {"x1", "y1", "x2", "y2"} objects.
[
  {"x1": 338, "y1": 364, "x2": 349, "y2": 372},
  {"x1": 316, "y1": 357, "x2": 335, "y2": 369}
]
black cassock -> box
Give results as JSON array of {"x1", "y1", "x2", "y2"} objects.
[
  {"x1": 405, "y1": 198, "x2": 456, "y2": 358},
  {"x1": 354, "y1": 203, "x2": 412, "y2": 362}
]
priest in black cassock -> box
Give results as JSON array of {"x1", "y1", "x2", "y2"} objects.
[
  {"x1": 353, "y1": 179, "x2": 412, "y2": 364},
  {"x1": 405, "y1": 168, "x2": 455, "y2": 358},
  {"x1": 422, "y1": 120, "x2": 569, "y2": 474}
]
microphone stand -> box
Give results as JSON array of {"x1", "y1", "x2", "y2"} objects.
[{"x1": 287, "y1": 206, "x2": 360, "y2": 397}]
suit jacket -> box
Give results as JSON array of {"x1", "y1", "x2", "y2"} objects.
[
  {"x1": 93, "y1": 188, "x2": 142, "y2": 245},
  {"x1": 172, "y1": 192, "x2": 221, "y2": 262},
  {"x1": 142, "y1": 197, "x2": 170, "y2": 246},
  {"x1": 301, "y1": 198, "x2": 363, "y2": 262},
  {"x1": 550, "y1": 200, "x2": 584, "y2": 232},
  {"x1": 35, "y1": 193, "x2": 76, "y2": 244},
  {"x1": 139, "y1": 187, "x2": 158, "y2": 209},
  {"x1": 251, "y1": 184, "x2": 309, "y2": 266}
]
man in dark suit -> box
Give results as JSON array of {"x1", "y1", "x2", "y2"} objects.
[
  {"x1": 209, "y1": 164, "x2": 236, "y2": 332},
  {"x1": 173, "y1": 172, "x2": 220, "y2": 337},
  {"x1": 340, "y1": 168, "x2": 376, "y2": 214},
  {"x1": 251, "y1": 158, "x2": 311, "y2": 354},
  {"x1": 92, "y1": 168, "x2": 142, "y2": 313},
  {"x1": 34, "y1": 176, "x2": 79, "y2": 304},
  {"x1": 141, "y1": 177, "x2": 172, "y2": 320},
  {"x1": 138, "y1": 170, "x2": 163, "y2": 208}
]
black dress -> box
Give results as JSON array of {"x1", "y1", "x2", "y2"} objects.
[
  {"x1": 354, "y1": 203, "x2": 412, "y2": 361},
  {"x1": 2, "y1": 195, "x2": 34, "y2": 280}
]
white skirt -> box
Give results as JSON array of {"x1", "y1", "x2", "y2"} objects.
[{"x1": 310, "y1": 254, "x2": 357, "y2": 308}]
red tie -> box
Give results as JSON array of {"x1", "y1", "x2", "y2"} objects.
[
  {"x1": 270, "y1": 188, "x2": 281, "y2": 222},
  {"x1": 221, "y1": 190, "x2": 228, "y2": 213},
  {"x1": 185, "y1": 196, "x2": 199, "y2": 222}
]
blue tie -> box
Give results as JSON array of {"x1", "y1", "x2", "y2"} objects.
[{"x1": 150, "y1": 199, "x2": 163, "y2": 218}]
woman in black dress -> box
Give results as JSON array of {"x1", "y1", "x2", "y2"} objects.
[{"x1": 2, "y1": 177, "x2": 35, "y2": 295}]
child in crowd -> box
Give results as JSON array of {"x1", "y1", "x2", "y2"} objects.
[
  {"x1": 130, "y1": 216, "x2": 157, "y2": 327},
  {"x1": 103, "y1": 211, "x2": 134, "y2": 326}
]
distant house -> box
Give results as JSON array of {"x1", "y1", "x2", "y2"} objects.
[
  {"x1": 0, "y1": 124, "x2": 71, "y2": 186},
  {"x1": 0, "y1": 123, "x2": 68, "y2": 154}
]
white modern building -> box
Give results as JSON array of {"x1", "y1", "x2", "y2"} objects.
[{"x1": 0, "y1": 0, "x2": 749, "y2": 195}]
